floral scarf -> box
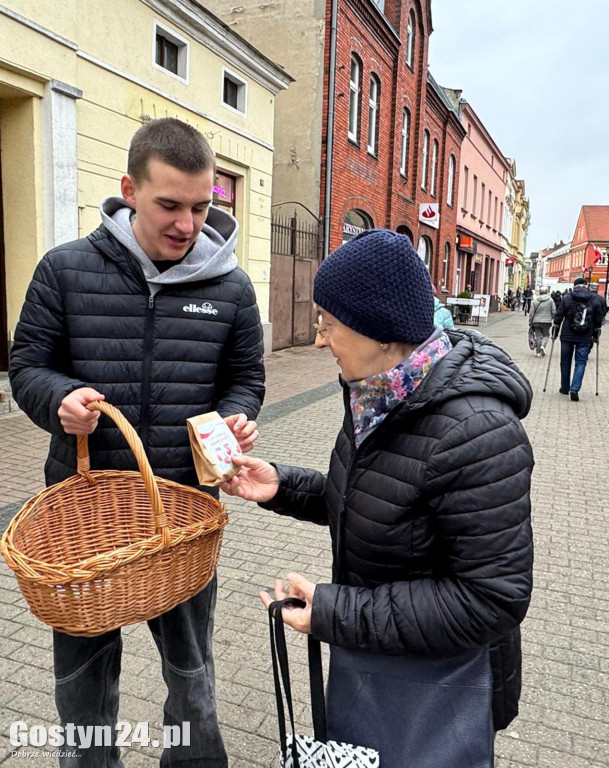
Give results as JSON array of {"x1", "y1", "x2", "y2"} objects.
[{"x1": 349, "y1": 331, "x2": 452, "y2": 447}]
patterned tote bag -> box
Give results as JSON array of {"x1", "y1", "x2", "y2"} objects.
[{"x1": 268, "y1": 599, "x2": 380, "y2": 768}]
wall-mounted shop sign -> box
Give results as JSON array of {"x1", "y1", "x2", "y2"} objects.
[
  {"x1": 418, "y1": 203, "x2": 440, "y2": 229},
  {"x1": 457, "y1": 234, "x2": 476, "y2": 253}
]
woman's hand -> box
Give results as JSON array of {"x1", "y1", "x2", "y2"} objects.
[
  {"x1": 220, "y1": 454, "x2": 280, "y2": 502},
  {"x1": 223, "y1": 413, "x2": 259, "y2": 453},
  {"x1": 259, "y1": 573, "x2": 315, "y2": 635}
]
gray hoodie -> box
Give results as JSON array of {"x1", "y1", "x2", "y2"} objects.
[{"x1": 100, "y1": 197, "x2": 239, "y2": 295}]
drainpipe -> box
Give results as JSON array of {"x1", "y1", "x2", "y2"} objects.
[{"x1": 323, "y1": 0, "x2": 339, "y2": 258}]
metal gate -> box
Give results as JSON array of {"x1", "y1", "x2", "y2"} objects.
[{"x1": 270, "y1": 204, "x2": 323, "y2": 350}]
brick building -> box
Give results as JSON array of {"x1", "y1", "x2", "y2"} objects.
[
  {"x1": 321, "y1": 0, "x2": 465, "y2": 295},
  {"x1": 206, "y1": 0, "x2": 466, "y2": 345},
  {"x1": 568, "y1": 206, "x2": 609, "y2": 293}
]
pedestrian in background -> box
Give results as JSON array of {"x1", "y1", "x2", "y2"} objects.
[
  {"x1": 588, "y1": 282, "x2": 608, "y2": 323},
  {"x1": 432, "y1": 284, "x2": 454, "y2": 329},
  {"x1": 9, "y1": 118, "x2": 265, "y2": 767},
  {"x1": 529, "y1": 287, "x2": 555, "y2": 357},
  {"x1": 552, "y1": 277, "x2": 603, "y2": 401},
  {"x1": 222, "y1": 229, "x2": 534, "y2": 768},
  {"x1": 522, "y1": 286, "x2": 534, "y2": 315}
]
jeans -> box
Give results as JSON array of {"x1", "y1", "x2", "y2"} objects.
[
  {"x1": 532, "y1": 323, "x2": 551, "y2": 353},
  {"x1": 560, "y1": 340, "x2": 591, "y2": 393},
  {"x1": 53, "y1": 577, "x2": 227, "y2": 767}
]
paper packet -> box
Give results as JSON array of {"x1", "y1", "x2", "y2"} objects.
[{"x1": 187, "y1": 411, "x2": 242, "y2": 486}]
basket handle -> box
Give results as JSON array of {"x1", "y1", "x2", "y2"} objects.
[{"x1": 76, "y1": 401, "x2": 170, "y2": 548}]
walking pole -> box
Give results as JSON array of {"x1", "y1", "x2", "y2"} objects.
[
  {"x1": 542, "y1": 334, "x2": 556, "y2": 393},
  {"x1": 596, "y1": 339, "x2": 600, "y2": 396}
]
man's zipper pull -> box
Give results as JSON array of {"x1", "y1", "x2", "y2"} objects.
[{"x1": 149, "y1": 295, "x2": 155, "y2": 309}]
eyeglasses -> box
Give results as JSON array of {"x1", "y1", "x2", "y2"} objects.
[{"x1": 313, "y1": 322, "x2": 330, "y2": 341}]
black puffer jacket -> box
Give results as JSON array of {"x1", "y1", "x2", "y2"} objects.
[
  {"x1": 9, "y1": 226, "x2": 265, "y2": 487},
  {"x1": 263, "y1": 330, "x2": 534, "y2": 730}
]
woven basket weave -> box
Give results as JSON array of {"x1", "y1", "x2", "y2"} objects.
[{"x1": 0, "y1": 401, "x2": 228, "y2": 637}]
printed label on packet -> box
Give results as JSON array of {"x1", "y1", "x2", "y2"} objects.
[{"x1": 187, "y1": 411, "x2": 242, "y2": 485}]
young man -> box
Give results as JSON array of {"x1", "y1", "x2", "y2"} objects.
[
  {"x1": 552, "y1": 276, "x2": 603, "y2": 401},
  {"x1": 9, "y1": 118, "x2": 265, "y2": 767}
]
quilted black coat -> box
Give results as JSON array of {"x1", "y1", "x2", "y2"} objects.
[
  {"x1": 263, "y1": 330, "x2": 534, "y2": 730},
  {"x1": 9, "y1": 226, "x2": 265, "y2": 487}
]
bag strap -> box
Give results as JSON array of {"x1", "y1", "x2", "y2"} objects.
[
  {"x1": 268, "y1": 599, "x2": 329, "y2": 766},
  {"x1": 307, "y1": 634, "x2": 328, "y2": 742},
  {"x1": 269, "y1": 598, "x2": 304, "y2": 767}
]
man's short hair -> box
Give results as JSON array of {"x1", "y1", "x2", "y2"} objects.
[
  {"x1": 128, "y1": 118, "x2": 215, "y2": 184},
  {"x1": 590, "y1": 283, "x2": 599, "y2": 291},
  {"x1": 540, "y1": 287, "x2": 548, "y2": 294}
]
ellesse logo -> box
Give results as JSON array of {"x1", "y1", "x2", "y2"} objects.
[{"x1": 183, "y1": 302, "x2": 218, "y2": 315}]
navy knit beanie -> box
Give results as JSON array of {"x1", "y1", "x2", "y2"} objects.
[{"x1": 313, "y1": 229, "x2": 435, "y2": 343}]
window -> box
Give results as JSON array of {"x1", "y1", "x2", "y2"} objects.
[
  {"x1": 500, "y1": 202, "x2": 504, "y2": 233},
  {"x1": 343, "y1": 209, "x2": 373, "y2": 243},
  {"x1": 447, "y1": 154, "x2": 455, "y2": 207},
  {"x1": 488, "y1": 190, "x2": 492, "y2": 223},
  {"x1": 480, "y1": 183, "x2": 485, "y2": 220},
  {"x1": 417, "y1": 235, "x2": 432, "y2": 270},
  {"x1": 472, "y1": 175, "x2": 478, "y2": 212},
  {"x1": 154, "y1": 22, "x2": 188, "y2": 81},
  {"x1": 212, "y1": 171, "x2": 237, "y2": 216},
  {"x1": 430, "y1": 139, "x2": 439, "y2": 197},
  {"x1": 367, "y1": 75, "x2": 380, "y2": 155},
  {"x1": 406, "y1": 10, "x2": 415, "y2": 68},
  {"x1": 494, "y1": 196, "x2": 498, "y2": 229},
  {"x1": 421, "y1": 130, "x2": 429, "y2": 190},
  {"x1": 462, "y1": 166, "x2": 469, "y2": 209},
  {"x1": 349, "y1": 55, "x2": 361, "y2": 142},
  {"x1": 222, "y1": 68, "x2": 247, "y2": 114},
  {"x1": 443, "y1": 243, "x2": 450, "y2": 288},
  {"x1": 400, "y1": 108, "x2": 410, "y2": 176}
]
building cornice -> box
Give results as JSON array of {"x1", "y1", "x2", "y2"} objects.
[
  {"x1": 140, "y1": 0, "x2": 293, "y2": 94},
  {"x1": 347, "y1": 0, "x2": 401, "y2": 54},
  {"x1": 0, "y1": 3, "x2": 78, "y2": 50}
]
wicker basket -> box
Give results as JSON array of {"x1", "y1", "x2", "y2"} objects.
[{"x1": 0, "y1": 401, "x2": 228, "y2": 637}]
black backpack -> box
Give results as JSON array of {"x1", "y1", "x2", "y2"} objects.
[{"x1": 570, "y1": 299, "x2": 593, "y2": 333}]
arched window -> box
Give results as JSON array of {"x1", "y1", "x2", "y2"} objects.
[
  {"x1": 406, "y1": 10, "x2": 415, "y2": 68},
  {"x1": 447, "y1": 154, "x2": 456, "y2": 207},
  {"x1": 417, "y1": 235, "x2": 432, "y2": 271},
  {"x1": 443, "y1": 242, "x2": 450, "y2": 288},
  {"x1": 421, "y1": 130, "x2": 430, "y2": 190},
  {"x1": 396, "y1": 225, "x2": 414, "y2": 244},
  {"x1": 430, "y1": 139, "x2": 439, "y2": 197},
  {"x1": 400, "y1": 108, "x2": 410, "y2": 176},
  {"x1": 367, "y1": 74, "x2": 380, "y2": 155},
  {"x1": 348, "y1": 54, "x2": 361, "y2": 142},
  {"x1": 343, "y1": 209, "x2": 374, "y2": 243}
]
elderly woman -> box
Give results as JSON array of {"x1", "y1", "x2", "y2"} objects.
[{"x1": 222, "y1": 230, "x2": 534, "y2": 768}]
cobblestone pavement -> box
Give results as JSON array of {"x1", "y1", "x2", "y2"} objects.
[{"x1": 0, "y1": 312, "x2": 608, "y2": 767}]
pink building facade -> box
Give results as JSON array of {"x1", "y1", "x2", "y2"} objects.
[{"x1": 455, "y1": 101, "x2": 509, "y2": 308}]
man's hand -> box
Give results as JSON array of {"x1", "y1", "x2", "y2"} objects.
[
  {"x1": 259, "y1": 573, "x2": 315, "y2": 635},
  {"x1": 58, "y1": 388, "x2": 105, "y2": 435},
  {"x1": 223, "y1": 413, "x2": 259, "y2": 453}
]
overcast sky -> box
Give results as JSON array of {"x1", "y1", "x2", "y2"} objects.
[{"x1": 427, "y1": 0, "x2": 609, "y2": 253}]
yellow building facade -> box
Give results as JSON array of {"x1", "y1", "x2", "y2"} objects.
[{"x1": 0, "y1": 0, "x2": 291, "y2": 368}]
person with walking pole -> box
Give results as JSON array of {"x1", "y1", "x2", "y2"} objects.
[{"x1": 551, "y1": 277, "x2": 603, "y2": 401}]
